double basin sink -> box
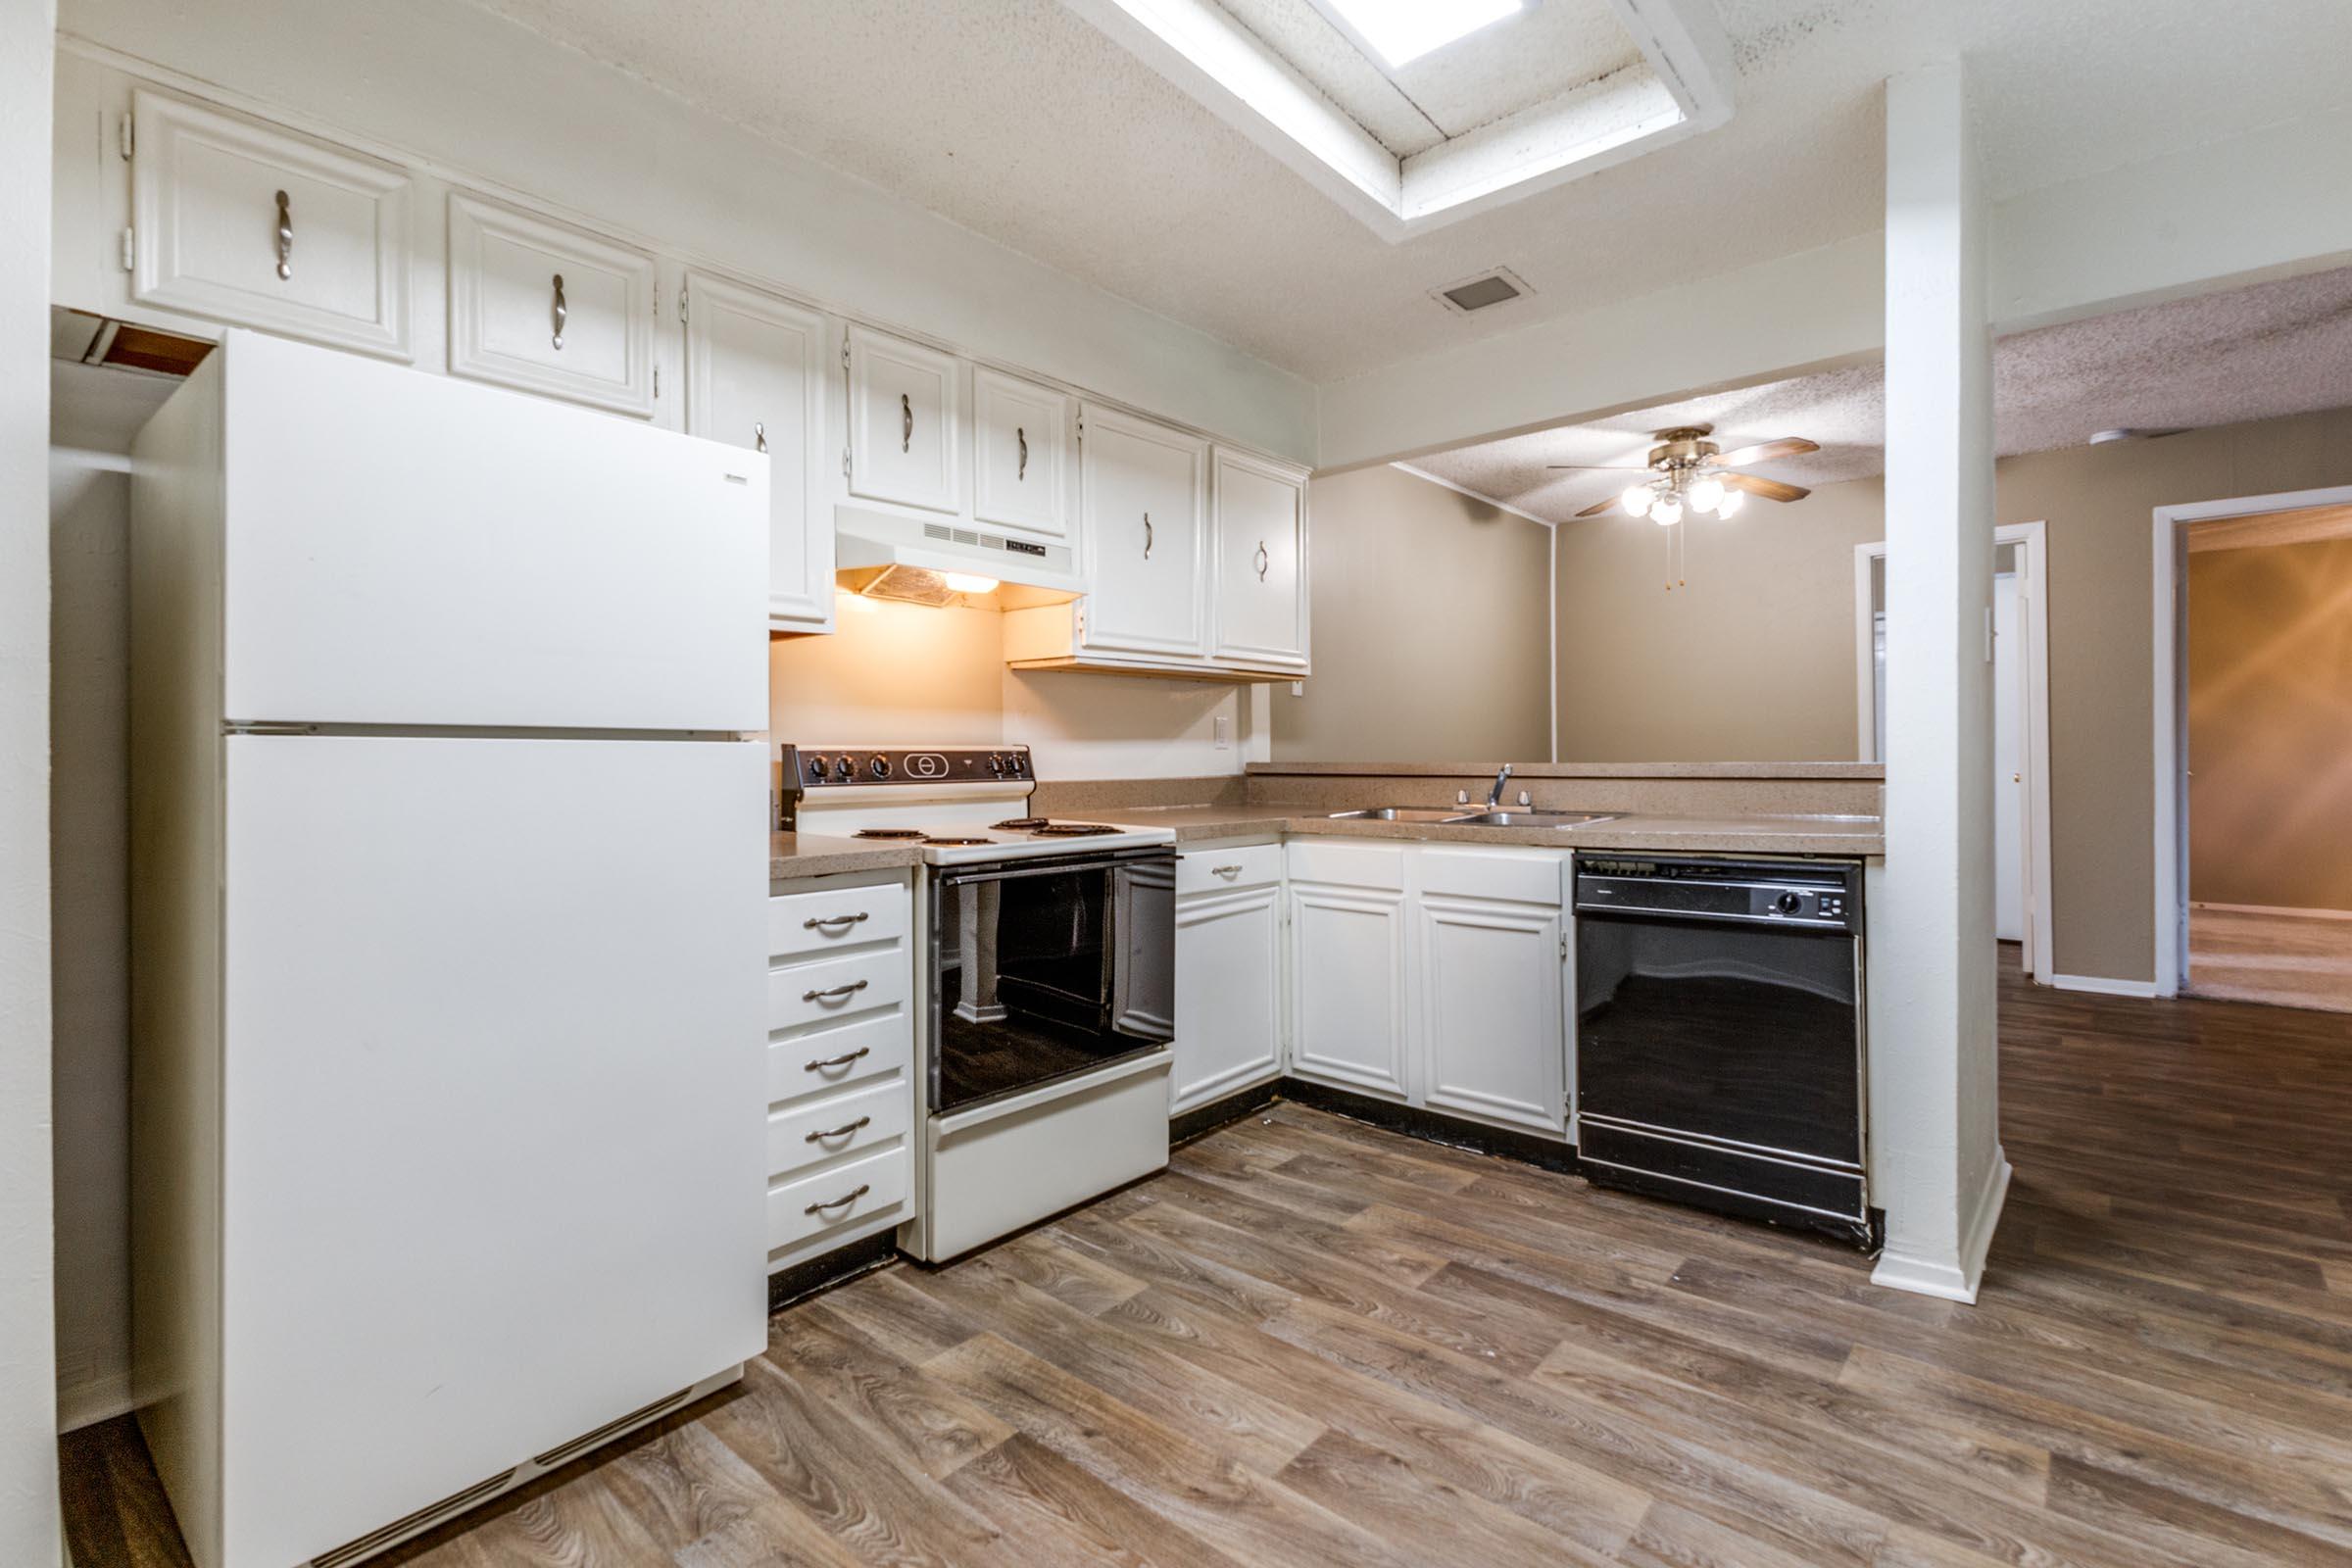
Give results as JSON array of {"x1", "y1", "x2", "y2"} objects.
[{"x1": 1329, "y1": 806, "x2": 1619, "y2": 829}]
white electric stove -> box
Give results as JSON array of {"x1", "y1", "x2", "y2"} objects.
[{"x1": 779, "y1": 744, "x2": 1175, "y2": 1260}]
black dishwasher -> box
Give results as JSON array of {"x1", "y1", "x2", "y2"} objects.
[{"x1": 1573, "y1": 855, "x2": 1871, "y2": 1247}]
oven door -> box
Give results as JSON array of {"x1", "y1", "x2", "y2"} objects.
[{"x1": 931, "y1": 849, "x2": 1175, "y2": 1117}]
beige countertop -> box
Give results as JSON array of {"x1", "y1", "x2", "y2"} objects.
[
  {"x1": 769, "y1": 831, "x2": 922, "y2": 880},
  {"x1": 1102, "y1": 804, "x2": 1885, "y2": 857},
  {"x1": 1246, "y1": 760, "x2": 1884, "y2": 780}
]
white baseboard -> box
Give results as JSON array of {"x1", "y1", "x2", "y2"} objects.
[
  {"x1": 2049, "y1": 972, "x2": 2159, "y2": 999},
  {"x1": 1872, "y1": 1146, "x2": 2012, "y2": 1305},
  {"x1": 2191, "y1": 902, "x2": 2352, "y2": 922},
  {"x1": 57, "y1": 1366, "x2": 136, "y2": 1433}
]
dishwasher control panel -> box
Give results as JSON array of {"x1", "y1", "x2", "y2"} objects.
[{"x1": 1574, "y1": 856, "x2": 1861, "y2": 932}]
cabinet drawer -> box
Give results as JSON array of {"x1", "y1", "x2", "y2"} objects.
[
  {"x1": 768, "y1": 1144, "x2": 909, "y2": 1253},
  {"x1": 766, "y1": 948, "x2": 909, "y2": 1033},
  {"x1": 766, "y1": 1076, "x2": 911, "y2": 1182},
  {"x1": 1419, "y1": 846, "x2": 1566, "y2": 906},
  {"x1": 972, "y1": 368, "x2": 1069, "y2": 539},
  {"x1": 766, "y1": 1009, "x2": 909, "y2": 1105},
  {"x1": 448, "y1": 192, "x2": 655, "y2": 416},
  {"x1": 847, "y1": 326, "x2": 959, "y2": 514},
  {"x1": 1178, "y1": 843, "x2": 1284, "y2": 897},
  {"x1": 768, "y1": 882, "x2": 909, "y2": 960},
  {"x1": 1286, "y1": 837, "x2": 1406, "y2": 891},
  {"x1": 129, "y1": 89, "x2": 412, "y2": 360}
]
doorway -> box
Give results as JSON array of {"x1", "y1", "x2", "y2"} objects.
[
  {"x1": 2152, "y1": 489, "x2": 2352, "y2": 1008},
  {"x1": 1855, "y1": 521, "x2": 2053, "y2": 979}
]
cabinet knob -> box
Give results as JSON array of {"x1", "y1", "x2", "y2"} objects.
[
  {"x1": 551, "y1": 273, "x2": 566, "y2": 350},
  {"x1": 273, "y1": 189, "x2": 292, "y2": 280}
]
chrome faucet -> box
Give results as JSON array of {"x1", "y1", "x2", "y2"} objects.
[{"x1": 1485, "y1": 762, "x2": 1513, "y2": 810}]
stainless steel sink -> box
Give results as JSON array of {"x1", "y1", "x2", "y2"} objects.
[
  {"x1": 1445, "y1": 810, "x2": 1620, "y2": 828},
  {"x1": 1327, "y1": 807, "x2": 1473, "y2": 822}
]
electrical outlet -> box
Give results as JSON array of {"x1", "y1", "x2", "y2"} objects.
[
  {"x1": 1290, "y1": 681, "x2": 1304, "y2": 697},
  {"x1": 1213, "y1": 714, "x2": 1231, "y2": 749}
]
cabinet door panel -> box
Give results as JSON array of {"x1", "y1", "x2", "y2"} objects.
[
  {"x1": 1286, "y1": 853, "x2": 1408, "y2": 1100},
  {"x1": 973, "y1": 369, "x2": 1070, "y2": 539},
  {"x1": 847, "y1": 326, "x2": 959, "y2": 514},
  {"x1": 448, "y1": 193, "x2": 654, "y2": 416},
  {"x1": 130, "y1": 89, "x2": 412, "y2": 360},
  {"x1": 686, "y1": 272, "x2": 833, "y2": 630},
  {"x1": 1212, "y1": 450, "x2": 1307, "y2": 669},
  {"x1": 1419, "y1": 895, "x2": 1565, "y2": 1135},
  {"x1": 1079, "y1": 406, "x2": 1208, "y2": 660},
  {"x1": 1173, "y1": 886, "x2": 1283, "y2": 1113}
]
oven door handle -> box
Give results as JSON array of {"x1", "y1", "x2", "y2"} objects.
[{"x1": 937, "y1": 849, "x2": 1175, "y2": 887}]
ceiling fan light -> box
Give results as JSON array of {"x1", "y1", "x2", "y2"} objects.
[
  {"x1": 1651, "y1": 497, "x2": 1684, "y2": 527},
  {"x1": 1621, "y1": 483, "x2": 1656, "y2": 518},
  {"x1": 1687, "y1": 476, "x2": 1726, "y2": 514},
  {"x1": 1716, "y1": 486, "x2": 1745, "y2": 517}
]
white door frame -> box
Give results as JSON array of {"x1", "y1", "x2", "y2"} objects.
[
  {"x1": 1856, "y1": 520, "x2": 2053, "y2": 982},
  {"x1": 2151, "y1": 482, "x2": 2352, "y2": 997}
]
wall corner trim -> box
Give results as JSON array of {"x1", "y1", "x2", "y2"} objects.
[{"x1": 1871, "y1": 1147, "x2": 2012, "y2": 1305}]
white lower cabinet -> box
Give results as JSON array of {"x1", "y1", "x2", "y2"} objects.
[
  {"x1": 764, "y1": 871, "x2": 914, "y2": 1272},
  {"x1": 1280, "y1": 839, "x2": 1570, "y2": 1137},
  {"x1": 1173, "y1": 845, "x2": 1285, "y2": 1113}
]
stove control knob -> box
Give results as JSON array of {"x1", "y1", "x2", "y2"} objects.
[
  {"x1": 834, "y1": 756, "x2": 855, "y2": 780},
  {"x1": 1774, "y1": 892, "x2": 1803, "y2": 915},
  {"x1": 869, "y1": 756, "x2": 891, "y2": 779},
  {"x1": 1007, "y1": 754, "x2": 1025, "y2": 776},
  {"x1": 806, "y1": 754, "x2": 827, "y2": 780},
  {"x1": 988, "y1": 754, "x2": 1004, "y2": 776}
]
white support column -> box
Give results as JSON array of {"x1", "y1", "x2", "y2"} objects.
[
  {"x1": 2, "y1": 1, "x2": 63, "y2": 1561},
  {"x1": 1869, "y1": 62, "x2": 2010, "y2": 1303}
]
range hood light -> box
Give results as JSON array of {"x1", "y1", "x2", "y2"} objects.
[{"x1": 942, "y1": 571, "x2": 1001, "y2": 594}]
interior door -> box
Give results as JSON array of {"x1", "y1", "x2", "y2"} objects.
[
  {"x1": 218, "y1": 733, "x2": 764, "y2": 1566},
  {"x1": 1079, "y1": 406, "x2": 1207, "y2": 659},
  {"x1": 1993, "y1": 572, "x2": 2025, "y2": 943},
  {"x1": 220, "y1": 330, "x2": 766, "y2": 731},
  {"x1": 685, "y1": 271, "x2": 832, "y2": 630},
  {"x1": 1211, "y1": 450, "x2": 1306, "y2": 669}
]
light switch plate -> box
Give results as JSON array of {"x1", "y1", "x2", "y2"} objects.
[{"x1": 1213, "y1": 714, "x2": 1231, "y2": 749}]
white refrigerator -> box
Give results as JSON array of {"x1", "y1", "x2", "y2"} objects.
[{"x1": 129, "y1": 330, "x2": 770, "y2": 1568}]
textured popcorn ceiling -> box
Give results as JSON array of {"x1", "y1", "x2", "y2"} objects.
[
  {"x1": 1410, "y1": 266, "x2": 2352, "y2": 524},
  {"x1": 463, "y1": 0, "x2": 2352, "y2": 381}
]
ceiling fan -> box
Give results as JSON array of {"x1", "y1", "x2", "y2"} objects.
[{"x1": 1549, "y1": 424, "x2": 1819, "y2": 523}]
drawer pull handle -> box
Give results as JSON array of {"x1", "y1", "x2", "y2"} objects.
[
  {"x1": 806, "y1": 1116, "x2": 872, "y2": 1144},
  {"x1": 901, "y1": 392, "x2": 912, "y2": 453},
  {"x1": 1016, "y1": 425, "x2": 1028, "y2": 481},
  {"x1": 805, "y1": 1046, "x2": 871, "y2": 1072},
  {"x1": 805, "y1": 1184, "x2": 870, "y2": 1215},
  {"x1": 804, "y1": 980, "x2": 870, "y2": 1004},
  {"x1": 803, "y1": 911, "x2": 868, "y2": 931},
  {"x1": 1254, "y1": 541, "x2": 1270, "y2": 582},
  {"x1": 755, "y1": 420, "x2": 767, "y2": 455},
  {"x1": 273, "y1": 189, "x2": 292, "y2": 280},
  {"x1": 551, "y1": 273, "x2": 566, "y2": 350},
  {"x1": 1212, "y1": 864, "x2": 1243, "y2": 879}
]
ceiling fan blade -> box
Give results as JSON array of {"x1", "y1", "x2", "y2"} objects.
[
  {"x1": 1724, "y1": 471, "x2": 1810, "y2": 503},
  {"x1": 1574, "y1": 496, "x2": 1623, "y2": 518},
  {"x1": 1714, "y1": 436, "x2": 1820, "y2": 467},
  {"x1": 1545, "y1": 463, "x2": 1656, "y2": 471}
]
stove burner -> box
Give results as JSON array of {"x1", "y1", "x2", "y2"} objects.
[
  {"x1": 1031, "y1": 822, "x2": 1120, "y2": 837},
  {"x1": 922, "y1": 836, "x2": 991, "y2": 847},
  {"x1": 991, "y1": 817, "x2": 1053, "y2": 831},
  {"x1": 852, "y1": 828, "x2": 926, "y2": 840}
]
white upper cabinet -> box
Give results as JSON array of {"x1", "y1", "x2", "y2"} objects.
[
  {"x1": 447, "y1": 192, "x2": 656, "y2": 416},
  {"x1": 684, "y1": 271, "x2": 833, "y2": 632},
  {"x1": 972, "y1": 368, "x2": 1070, "y2": 541},
  {"x1": 1078, "y1": 405, "x2": 1209, "y2": 661},
  {"x1": 128, "y1": 89, "x2": 414, "y2": 361},
  {"x1": 846, "y1": 325, "x2": 959, "y2": 514},
  {"x1": 1211, "y1": 449, "x2": 1309, "y2": 670}
]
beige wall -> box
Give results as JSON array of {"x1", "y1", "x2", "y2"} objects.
[
  {"x1": 2187, "y1": 533, "x2": 2352, "y2": 912},
  {"x1": 1549, "y1": 404, "x2": 2352, "y2": 982},
  {"x1": 1273, "y1": 466, "x2": 1552, "y2": 763}
]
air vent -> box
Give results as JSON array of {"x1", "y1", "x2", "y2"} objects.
[
  {"x1": 1431, "y1": 267, "x2": 1533, "y2": 316},
  {"x1": 310, "y1": 1469, "x2": 518, "y2": 1567},
  {"x1": 923, "y1": 523, "x2": 956, "y2": 542}
]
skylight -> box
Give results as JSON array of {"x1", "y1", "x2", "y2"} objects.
[{"x1": 1313, "y1": 0, "x2": 1524, "y2": 69}]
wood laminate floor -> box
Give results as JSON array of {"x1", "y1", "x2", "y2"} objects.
[
  {"x1": 2191, "y1": 905, "x2": 2352, "y2": 1013},
  {"x1": 63, "y1": 955, "x2": 2352, "y2": 1567}
]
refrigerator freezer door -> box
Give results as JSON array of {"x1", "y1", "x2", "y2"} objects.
[
  {"x1": 219, "y1": 330, "x2": 767, "y2": 732},
  {"x1": 218, "y1": 734, "x2": 764, "y2": 1566}
]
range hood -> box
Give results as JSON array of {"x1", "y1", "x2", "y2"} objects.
[{"x1": 833, "y1": 504, "x2": 1081, "y2": 610}]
